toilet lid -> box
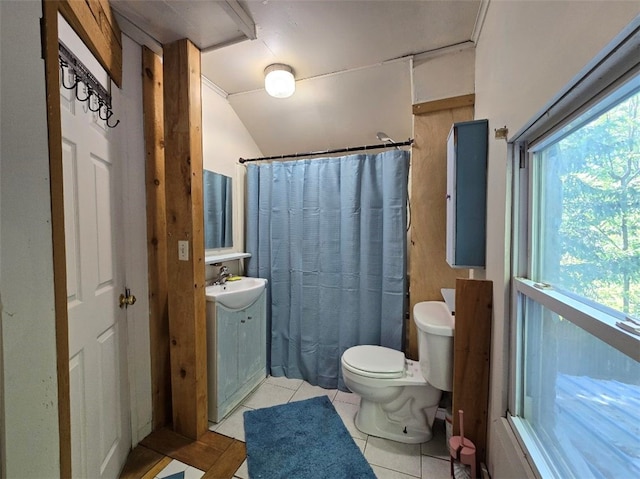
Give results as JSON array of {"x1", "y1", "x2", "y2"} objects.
[{"x1": 342, "y1": 345, "x2": 405, "y2": 378}]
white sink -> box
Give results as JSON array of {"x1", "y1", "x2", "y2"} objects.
[{"x1": 205, "y1": 277, "x2": 267, "y2": 309}]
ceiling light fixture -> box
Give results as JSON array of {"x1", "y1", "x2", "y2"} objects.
[{"x1": 264, "y1": 63, "x2": 295, "y2": 98}]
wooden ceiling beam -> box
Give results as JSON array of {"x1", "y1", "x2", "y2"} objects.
[{"x1": 58, "y1": 0, "x2": 123, "y2": 86}]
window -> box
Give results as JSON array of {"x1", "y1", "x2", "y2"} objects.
[
  {"x1": 534, "y1": 90, "x2": 640, "y2": 317},
  {"x1": 510, "y1": 37, "x2": 640, "y2": 478},
  {"x1": 514, "y1": 292, "x2": 639, "y2": 477}
]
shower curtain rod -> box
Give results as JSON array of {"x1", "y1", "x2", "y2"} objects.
[{"x1": 238, "y1": 138, "x2": 413, "y2": 163}]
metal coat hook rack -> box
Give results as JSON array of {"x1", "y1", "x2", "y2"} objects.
[{"x1": 58, "y1": 41, "x2": 119, "y2": 128}]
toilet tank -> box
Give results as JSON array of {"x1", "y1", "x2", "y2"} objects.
[{"x1": 413, "y1": 301, "x2": 454, "y2": 391}]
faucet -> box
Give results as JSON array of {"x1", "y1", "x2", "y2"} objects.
[{"x1": 215, "y1": 265, "x2": 232, "y2": 285}]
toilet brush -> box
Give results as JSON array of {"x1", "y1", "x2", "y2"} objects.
[{"x1": 449, "y1": 410, "x2": 477, "y2": 479}]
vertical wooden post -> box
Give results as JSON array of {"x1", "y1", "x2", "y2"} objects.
[
  {"x1": 408, "y1": 95, "x2": 474, "y2": 359},
  {"x1": 142, "y1": 46, "x2": 172, "y2": 429},
  {"x1": 42, "y1": 2, "x2": 72, "y2": 476},
  {"x1": 163, "y1": 39, "x2": 207, "y2": 439},
  {"x1": 452, "y1": 278, "x2": 493, "y2": 476}
]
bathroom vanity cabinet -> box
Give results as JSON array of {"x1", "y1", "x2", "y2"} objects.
[
  {"x1": 446, "y1": 119, "x2": 488, "y2": 269},
  {"x1": 206, "y1": 289, "x2": 267, "y2": 422}
]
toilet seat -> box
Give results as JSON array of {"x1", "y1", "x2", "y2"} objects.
[{"x1": 342, "y1": 345, "x2": 405, "y2": 379}]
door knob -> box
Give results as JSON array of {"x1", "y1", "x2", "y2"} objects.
[{"x1": 119, "y1": 288, "x2": 136, "y2": 308}]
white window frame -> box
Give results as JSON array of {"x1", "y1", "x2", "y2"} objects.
[
  {"x1": 507, "y1": 18, "x2": 640, "y2": 478},
  {"x1": 514, "y1": 279, "x2": 639, "y2": 361}
]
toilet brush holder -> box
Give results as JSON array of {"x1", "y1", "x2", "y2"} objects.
[{"x1": 449, "y1": 410, "x2": 477, "y2": 479}]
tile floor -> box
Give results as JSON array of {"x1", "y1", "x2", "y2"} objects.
[{"x1": 155, "y1": 376, "x2": 451, "y2": 479}]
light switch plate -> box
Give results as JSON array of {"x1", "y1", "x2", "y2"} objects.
[{"x1": 178, "y1": 240, "x2": 189, "y2": 261}]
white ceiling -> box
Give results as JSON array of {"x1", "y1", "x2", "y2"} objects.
[{"x1": 112, "y1": 0, "x2": 483, "y2": 157}]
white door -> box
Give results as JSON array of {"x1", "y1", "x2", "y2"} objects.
[{"x1": 60, "y1": 44, "x2": 132, "y2": 478}]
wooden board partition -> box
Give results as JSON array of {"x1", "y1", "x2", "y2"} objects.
[
  {"x1": 163, "y1": 38, "x2": 208, "y2": 440},
  {"x1": 408, "y1": 97, "x2": 474, "y2": 359},
  {"x1": 452, "y1": 278, "x2": 493, "y2": 476},
  {"x1": 412, "y1": 94, "x2": 475, "y2": 116}
]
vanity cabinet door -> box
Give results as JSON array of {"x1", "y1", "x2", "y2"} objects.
[
  {"x1": 238, "y1": 297, "x2": 266, "y2": 380},
  {"x1": 210, "y1": 288, "x2": 267, "y2": 422},
  {"x1": 216, "y1": 308, "x2": 240, "y2": 403}
]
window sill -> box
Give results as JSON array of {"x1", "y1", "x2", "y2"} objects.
[{"x1": 507, "y1": 415, "x2": 555, "y2": 479}]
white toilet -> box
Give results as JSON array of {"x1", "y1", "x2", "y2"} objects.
[{"x1": 341, "y1": 301, "x2": 454, "y2": 444}]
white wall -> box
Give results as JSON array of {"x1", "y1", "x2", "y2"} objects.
[
  {"x1": 412, "y1": 46, "x2": 475, "y2": 104},
  {"x1": 474, "y1": 1, "x2": 640, "y2": 477},
  {"x1": 0, "y1": 1, "x2": 61, "y2": 477},
  {"x1": 201, "y1": 79, "x2": 262, "y2": 275}
]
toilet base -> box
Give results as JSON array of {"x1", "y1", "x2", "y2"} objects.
[{"x1": 354, "y1": 394, "x2": 438, "y2": 444}]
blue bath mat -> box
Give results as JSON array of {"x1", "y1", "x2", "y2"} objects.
[{"x1": 243, "y1": 396, "x2": 376, "y2": 479}]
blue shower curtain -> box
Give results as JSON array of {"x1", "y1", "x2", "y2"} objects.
[{"x1": 246, "y1": 150, "x2": 409, "y2": 390}]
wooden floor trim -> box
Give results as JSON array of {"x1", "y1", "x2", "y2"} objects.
[
  {"x1": 119, "y1": 445, "x2": 167, "y2": 479},
  {"x1": 202, "y1": 440, "x2": 247, "y2": 479},
  {"x1": 121, "y1": 427, "x2": 245, "y2": 478}
]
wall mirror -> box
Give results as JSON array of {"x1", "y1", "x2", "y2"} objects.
[{"x1": 204, "y1": 169, "x2": 233, "y2": 249}]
